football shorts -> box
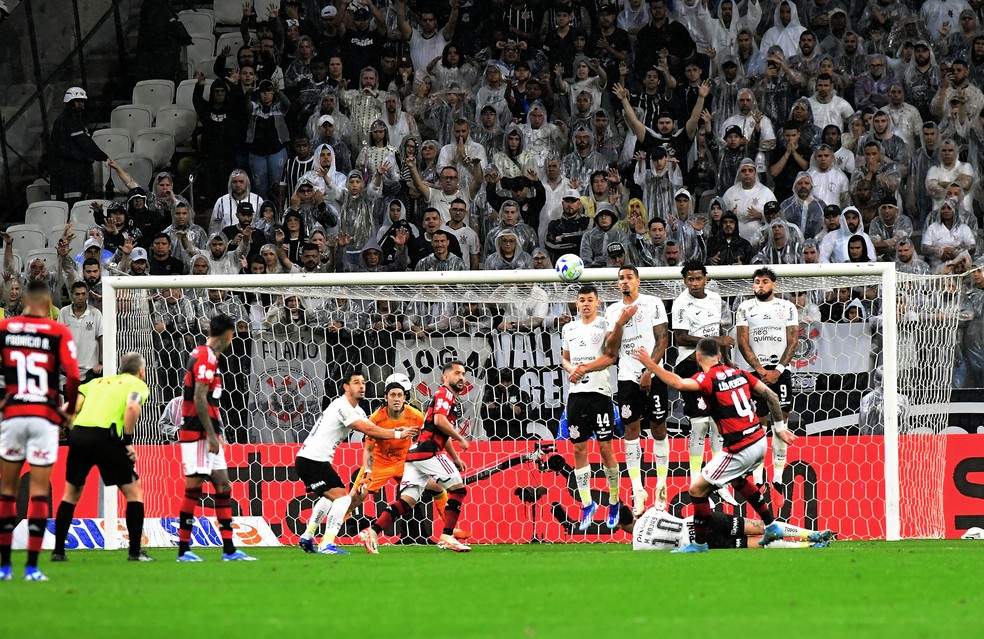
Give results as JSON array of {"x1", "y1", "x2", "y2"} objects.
[
  {"x1": 755, "y1": 367, "x2": 793, "y2": 417},
  {"x1": 180, "y1": 438, "x2": 228, "y2": 477},
  {"x1": 701, "y1": 437, "x2": 767, "y2": 488},
  {"x1": 399, "y1": 454, "x2": 462, "y2": 502},
  {"x1": 0, "y1": 416, "x2": 60, "y2": 466},
  {"x1": 65, "y1": 427, "x2": 136, "y2": 487},
  {"x1": 617, "y1": 379, "x2": 668, "y2": 425},
  {"x1": 566, "y1": 392, "x2": 615, "y2": 443},
  {"x1": 295, "y1": 455, "x2": 345, "y2": 495},
  {"x1": 706, "y1": 512, "x2": 749, "y2": 549},
  {"x1": 675, "y1": 358, "x2": 710, "y2": 418}
]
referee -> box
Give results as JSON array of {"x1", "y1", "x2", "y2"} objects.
[{"x1": 51, "y1": 352, "x2": 152, "y2": 562}]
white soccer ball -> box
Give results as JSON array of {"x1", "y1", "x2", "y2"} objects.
[{"x1": 555, "y1": 253, "x2": 584, "y2": 282}]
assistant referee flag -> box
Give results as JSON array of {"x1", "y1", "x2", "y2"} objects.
[{"x1": 73, "y1": 374, "x2": 150, "y2": 437}]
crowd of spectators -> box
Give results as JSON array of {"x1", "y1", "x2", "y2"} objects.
[{"x1": 12, "y1": 0, "x2": 984, "y2": 440}]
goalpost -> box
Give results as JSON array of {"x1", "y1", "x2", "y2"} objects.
[{"x1": 97, "y1": 263, "x2": 963, "y2": 549}]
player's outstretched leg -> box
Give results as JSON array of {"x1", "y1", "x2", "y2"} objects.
[
  {"x1": 735, "y1": 477, "x2": 783, "y2": 544},
  {"x1": 599, "y1": 441, "x2": 621, "y2": 529},
  {"x1": 437, "y1": 487, "x2": 471, "y2": 552},
  {"x1": 688, "y1": 417, "x2": 710, "y2": 480},
  {"x1": 625, "y1": 435, "x2": 647, "y2": 516},
  {"x1": 362, "y1": 498, "x2": 414, "y2": 555},
  {"x1": 673, "y1": 478, "x2": 712, "y2": 554}
]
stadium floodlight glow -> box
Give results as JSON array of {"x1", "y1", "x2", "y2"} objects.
[{"x1": 98, "y1": 262, "x2": 965, "y2": 549}]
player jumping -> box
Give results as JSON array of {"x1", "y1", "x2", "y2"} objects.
[
  {"x1": 634, "y1": 338, "x2": 797, "y2": 553},
  {"x1": 360, "y1": 361, "x2": 472, "y2": 553}
]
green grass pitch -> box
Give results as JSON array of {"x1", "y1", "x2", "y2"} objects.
[{"x1": 3, "y1": 541, "x2": 983, "y2": 638}]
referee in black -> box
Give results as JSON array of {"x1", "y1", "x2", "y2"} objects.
[{"x1": 52, "y1": 352, "x2": 153, "y2": 562}]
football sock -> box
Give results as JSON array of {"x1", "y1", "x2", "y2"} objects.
[
  {"x1": 0, "y1": 494, "x2": 16, "y2": 566},
  {"x1": 433, "y1": 489, "x2": 448, "y2": 522},
  {"x1": 442, "y1": 488, "x2": 467, "y2": 536},
  {"x1": 303, "y1": 497, "x2": 333, "y2": 539},
  {"x1": 26, "y1": 496, "x2": 47, "y2": 568},
  {"x1": 126, "y1": 502, "x2": 145, "y2": 557},
  {"x1": 604, "y1": 466, "x2": 620, "y2": 504},
  {"x1": 54, "y1": 500, "x2": 77, "y2": 554},
  {"x1": 372, "y1": 500, "x2": 412, "y2": 534},
  {"x1": 625, "y1": 438, "x2": 644, "y2": 492},
  {"x1": 780, "y1": 522, "x2": 812, "y2": 540},
  {"x1": 763, "y1": 539, "x2": 811, "y2": 549},
  {"x1": 692, "y1": 496, "x2": 712, "y2": 544},
  {"x1": 214, "y1": 492, "x2": 236, "y2": 554},
  {"x1": 321, "y1": 495, "x2": 351, "y2": 546},
  {"x1": 752, "y1": 463, "x2": 765, "y2": 486},
  {"x1": 737, "y1": 478, "x2": 774, "y2": 525},
  {"x1": 653, "y1": 437, "x2": 669, "y2": 487},
  {"x1": 574, "y1": 467, "x2": 592, "y2": 506},
  {"x1": 688, "y1": 417, "x2": 711, "y2": 478},
  {"x1": 178, "y1": 487, "x2": 202, "y2": 556},
  {"x1": 772, "y1": 434, "x2": 788, "y2": 484},
  {"x1": 709, "y1": 421, "x2": 723, "y2": 454}
]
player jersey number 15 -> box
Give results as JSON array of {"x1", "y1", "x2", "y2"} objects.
[{"x1": 10, "y1": 351, "x2": 49, "y2": 397}]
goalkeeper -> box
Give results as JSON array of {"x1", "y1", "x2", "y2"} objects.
[{"x1": 51, "y1": 352, "x2": 153, "y2": 562}]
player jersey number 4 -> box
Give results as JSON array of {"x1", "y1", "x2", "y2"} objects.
[{"x1": 693, "y1": 365, "x2": 764, "y2": 452}]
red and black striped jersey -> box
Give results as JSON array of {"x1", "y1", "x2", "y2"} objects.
[
  {"x1": 407, "y1": 385, "x2": 460, "y2": 461},
  {"x1": 0, "y1": 315, "x2": 80, "y2": 424},
  {"x1": 692, "y1": 364, "x2": 764, "y2": 453},
  {"x1": 179, "y1": 344, "x2": 222, "y2": 441}
]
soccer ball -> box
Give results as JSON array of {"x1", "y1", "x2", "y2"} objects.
[{"x1": 555, "y1": 254, "x2": 584, "y2": 282}]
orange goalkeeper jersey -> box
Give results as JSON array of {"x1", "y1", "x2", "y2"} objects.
[{"x1": 367, "y1": 405, "x2": 424, "y2": 469}]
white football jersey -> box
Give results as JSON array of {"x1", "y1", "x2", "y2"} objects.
[
  {"x1": 672, "y1": 290, "x2": 728, "y2": 361},
  {"x1": 562, "y1": 316, "x2": 612, "y2": 396},
  {"x1": 296, "y1": 396, "x2": 367, "y2": 464},
  {"x1": 632, "y1": 508, "x2": 693, "y2": 551},
  {"x1": 735, "y1": 297, "x2": 799, "y2": 366},
  {"x1": 605, "y1": 293, "x2": 668, "y2": 382}
]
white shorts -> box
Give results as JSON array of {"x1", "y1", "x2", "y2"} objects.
[
  {"x1": 0, "y1": 416, "x2": 60, "y2": 466},
  {"x1": 180, "y1": 439, "x2": 228, "y2": 477},
  {"x1": 399, "y1": 454, "x2": 463, "y2": 502},
  {"x1": 700, "y1": 437, "x2": 767, "y2": 488}
]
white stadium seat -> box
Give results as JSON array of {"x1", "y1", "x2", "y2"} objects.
[
  {"x1": 178, "y1": 9, "x2": 215, "y2": 36},
  {"x1": 110, "y1": 105, "x2": 153, "y2": 137},
  {"x1": 25, "y1": 180, "x2": 50, "y2": 205},
  {"x1": 133, "y1": 129, "x2": 176, "y2": 170},
  {"x1": 215, "y1": 32, "x2": 245, "y2": 57},
  {"x1": 132, "y1": 80, "x2": 176, "y2": 119},
  {"x1": 5, "y1": 224, "x2": 47, "y2": 254},
  {"x1": 185, "y1": 35, "x2": 215, "y2": 70},
  {"x1": 109, "y1": 155, "x2": 154, "y2": 194},
  {"x1": 91, "y1": 128, "x2": 133, "y2": 159},
  {"x1": 25, "y1": 248, "x2": 59, "y2": 273},
  {"x1": 24, "y1": 201, "x2": 68, "y2": 228},
  {"x1": 176, "y1": 78, "x2": 212, "y2": 108},
  {"x1": 215, "y1": 0, "x2": 248, "y2": 26},
  {"x1": 155, "y1": 105, "x2": 198, "y2": 145}
]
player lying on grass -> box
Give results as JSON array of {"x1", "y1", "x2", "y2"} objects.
[
  {"x1": 634, "y1": 338, "x2": 797, "y2": 553},
  {"x1": 617, "y1": 505, "x2": 836, "y2": 550}
]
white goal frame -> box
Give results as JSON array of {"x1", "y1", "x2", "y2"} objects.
[{"x1": 99, "y1": 262, "x2": 902, "y2": 549}]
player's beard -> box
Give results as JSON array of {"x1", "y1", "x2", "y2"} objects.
[{"x1": 754, "y1": 291, "x2": 773, "y2": 301}]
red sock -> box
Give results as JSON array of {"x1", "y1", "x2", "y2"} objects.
[
  {"x1": 692, "y1": 496, "x2": 712, "y2": 544},
  {"x1": 372, "y1": 500, "x2": 411, "y2": 534},
  {"x1": 0, "y1": 495, "x2": 17, "y2": 564},
  {"x1": 178, "y1": 488, "x2": 202, "y2": 548},
  {"x1": 737, "y1": 478, "x2": 774, "y2": 524},
  {"x1": 27, "y1": 496, "x2": 47, "y2": 565},
  {"x1": 214, "y1": 492, "x2": 235, "y2": 554},
  {"x1": 441, "y1": 488, "x2": 467, "y2": 536}
]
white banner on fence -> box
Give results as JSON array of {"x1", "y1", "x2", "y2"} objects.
[
  {"x1": 249, "y1": 334, "x2": 328, "y2": 443},
  {"x1": 14, "y1": 516, "x2": 281, "y2": 550}
]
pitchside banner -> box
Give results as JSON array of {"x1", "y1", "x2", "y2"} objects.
[{"x1": 31, "y1": 437, "x2": 984, "y2": 548}]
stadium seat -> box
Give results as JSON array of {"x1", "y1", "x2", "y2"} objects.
[
  {"x1": 110, "y1": 105, "x2": 153, "y2": 138},
  {"x1": 70, "y1": 199, "x2": 112, "y2": 227},
  {"x1": 5, "y1": 224, "x2": 47, "y2": 254},
  {"x1": 24, "y1": 201, "x2": 68, "y2": 228},
  {"x1": 25, "y1": 180, "x2": 50, "y2": 205},
  {"x1": 176, "y1": 78, "x2": 212, "y2": 108},
  {"x1": 215, "y1": 32, "x2": 246, "y2": 57},
  {"x1": 178, "y1": 9, "x2": 215, "y2": 36},
  {"x1": 24, "y1": 248, "x2": 59, "y2": 273},
  {"x1": 109, "y1": 155, "x2": 153, "y2": 194},
  {"x1": 91, "y1": 128, "x2": 133, "y2": 159},
  {"x1": 155, "y1": 105, "x2": 198, "y2": 146},
  {"x1": 185, "y1": 34, "x2": 216, "y2": 70},
  {"x1": 215, "y1": 0, "x2": 248, "y2": 26},
  {"x1": 133, "y1": 129, "x2": 176, "y2": 170},
  {"x1": 132, "y1": 80, "x2": 176, "y2": 119},
  {"x1": 196, "y1": 56, "x2": 220, "y2": 80}
]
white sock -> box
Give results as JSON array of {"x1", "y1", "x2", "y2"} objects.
[
  {"x1": 653, "y1": 437, "x2": 669, "y2": 487},
  {"x1": 625, "y1": 438, "x2": 644, "y2": 492},
  {"x1": 709, "y1": 420, "x2": 723, "y2": 454},
  {"x1": 772, "y1": 434, "x2": 788, "y2": 484},
  {"x1": 752, "y1": 464, "x2": 765, "y2": 486},
  {"x1": 320, "y1": 495, "x2": 352, "y2": 548},
  {"x1": 688, "y1": 417, "x2": 711, "y2": 457},
  {"x1": 303, "y1": 496, "x2": 332, "y2": 539},
  {"x1": 574, "y1": 466, "x2": 592, "y2": 506},
  {"x1": 762, "y1": 539, "x2": 809, "y2": 549}
]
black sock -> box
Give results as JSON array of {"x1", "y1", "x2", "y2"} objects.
[
  {"x1": 54, "y1": 501, "x2": 77, "y2": 554},
  {"x1": 126, "y1": 502, "x2": 144, "y2": 556}
]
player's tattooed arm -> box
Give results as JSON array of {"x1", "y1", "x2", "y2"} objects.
[
  {"x1": 651, "y1": 323, "x2": 669, "y2": 364},
  {"x1": 780, "y1": 324, "x2": 798, "y2": 368},
  {"x1": 736, "y1": 325, "x2": 764, "y2": 375},
  {"x1": 753, "y1": 381, "x2": 796, "y2": 444},
  {"x1": 362, "y1": 439, "x2": 376, "y2": 474},
  {"x1": 632, "y1": 348, "x2": 700, "y2": 391}
]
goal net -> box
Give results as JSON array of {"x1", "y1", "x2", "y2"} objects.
[{"x1": 95, "y1": 263, "x2": 961, "y2": 549}]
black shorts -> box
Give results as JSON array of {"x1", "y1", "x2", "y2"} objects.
[
  {"x1": 755, "y1": 367, "x2": 793, "y2": 418},
  {"x1": 706, "y1": 512, "x2": 749, "y2": 550},
  {"x1": 567, "y1": 392, "x2": 615, "y2": 443},
  {"x1": 617, "y1": 379, "x2": 668, "y2": 426},
  {"x1": 65, "y1": 427, "x2": 136, "y2": 488},
  {"x1": 675, "y1": 358, "x2": 710, "y2": 418},
  {"x1": 295, "y1": 455, "x2": 345, "y2": 495}
]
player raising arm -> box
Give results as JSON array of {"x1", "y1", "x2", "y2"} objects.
[
  {"x1": 634, "y1": 338, "x2": 797, "y2": 553},
  {"x1": 564, "y1": 284, "x2": 620, "y2": 529},
  {"x1": 296, "y1": 371, "x2": 418, "y2": 555},
  {"x1": 735, "y1": 267, "x2": 798, "y2": 492},
  {"x1": 361, "y1": 361, "x2": 472, "y2": 554},
  {"x1": 0, "y1": 281, "x2": 80, "y2": 581}
]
